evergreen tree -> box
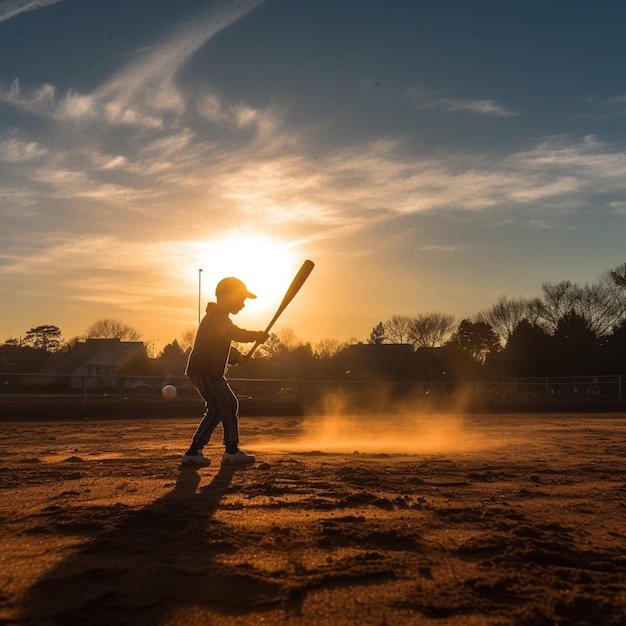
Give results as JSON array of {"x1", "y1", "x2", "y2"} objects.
[{"x1": 368, "y1": 322, "x2": 386, "y2": 344}]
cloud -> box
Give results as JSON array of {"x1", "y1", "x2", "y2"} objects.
[
  {"x1": 316, "y1": 134, "x2": 626, "y2": 220},
  {"x1": 0, "y1": 136, "x2": 47, "y2": 161},
  {"x1": 512, "y1": 135, "x2": 626, "y2": 199},
  {"x1": 0, "y1": 79, "x2": 56, "y2": 111},
  {"x1": 0, "y1": 235, "x2": 214, "y2": 324},
  {"x1": 0, "y1": 0, "x2": 62, "y2": 23},
  {"x1": 609, "y1": 200, "x2": 626, "y2": 214},
  {"x1": 603, "y1": 95, "x2": 626, "y2": 105},
  {"x1": 2, "y1": 0, "x2": 624, "y2": 292},
  {"x1": 75, "y1": 0, "x2": 263, "y2": 127},
  {"x1": 2, "y1": 1, "x2": 264, "y2": 130},
  {"x1": 408, "y1": 87, "x2": 519, "y2": 117}
]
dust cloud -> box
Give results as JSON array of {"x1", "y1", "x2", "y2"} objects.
[{"x1": 254, "y1": 390, "x2": 498, "y2": 455}]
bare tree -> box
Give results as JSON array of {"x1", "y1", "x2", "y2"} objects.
[
  {"x1": 476, "y1": 295, "x2": 534, "y2": 345},
  {"x1": 243, "y1": 327, "x2": 303, "y2": 359},
  {"x1": 179, "y1": 328, "x2": 196, "y2": 352},
  {"x1": 610, "y1": 262, "x2": 626, "y2": 287},
  {"x1": 314, "y1": 338, "x2": 346, "y2": 358},
  {"x1": 529, "y1": 281, "x2": 580, "y2": 332},
  {"x1": 530, "y1": 278, "x2": 626, "y2": 337},
  {"x1": 383, "y1": 315, "x2": 413, "y2": 344},
  {"x1": 274, "y1": 327, "x2": 302, "y2": 350},
  {"x1": 408, "y1": 312, "x2": 456, "y2": 348},
  {"x1": 579, "y1": 273, "x2": 626, "y2": 336},
  {"x1": 85, "y1": 318, "x2": 141, "y2": 341}
]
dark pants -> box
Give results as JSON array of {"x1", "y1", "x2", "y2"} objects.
[{"x1": 188, "y1": 376, "x2": 239, "y2": 451}]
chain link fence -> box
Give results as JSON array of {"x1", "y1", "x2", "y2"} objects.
[{"x1": 1, "y1": 373, "x2": 623, "y2": 416}]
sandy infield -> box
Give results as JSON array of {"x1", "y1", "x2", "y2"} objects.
[{"x1": 1, "y1": 412, "x2": 625, "y2": 625}]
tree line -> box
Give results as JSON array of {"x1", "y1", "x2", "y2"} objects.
[
  {"x1": 365, "y1": 263, "x2": 626, "y2": 379},
  {"x1": 2, "y1": 263, "x2": 625, "y2": 381}
]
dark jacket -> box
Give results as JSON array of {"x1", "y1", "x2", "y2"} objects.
[{"x1": 185, "y1": 303, "x2": 259, "y2": 378}]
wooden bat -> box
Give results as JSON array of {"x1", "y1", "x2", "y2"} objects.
[{"x1": 246, "y1": 260, "x2": 315, "y2": 358}]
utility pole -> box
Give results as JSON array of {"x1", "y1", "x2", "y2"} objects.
[{"x1": 198, "y1": 268, "x2": 203, "y2": 324}]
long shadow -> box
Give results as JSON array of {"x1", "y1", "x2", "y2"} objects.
[{"x1": 19, "y1": 463, "x2": 286, "y2": 625}]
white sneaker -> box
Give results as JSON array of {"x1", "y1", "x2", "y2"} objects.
[
  {"x1": 181, "y1": 451, "x2": 211, "y2": 466},
  {"x1": 222, "y1": 450, "x2": 255, "y2": 465}
]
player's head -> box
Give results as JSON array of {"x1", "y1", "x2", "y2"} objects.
[{"x1": 215, "y1": 277, "x2": 256, "y2": 313}]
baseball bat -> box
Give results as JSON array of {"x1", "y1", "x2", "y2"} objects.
[{"x1": 246, "y1": 259, "x2": 315, "y2": 358}]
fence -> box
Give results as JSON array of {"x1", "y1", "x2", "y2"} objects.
[{"x1": 0, "y1": 372, "x2": 623, "y2": 412}]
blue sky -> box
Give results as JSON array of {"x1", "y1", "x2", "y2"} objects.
[{"x1": 1, "y1": 0, "x2": 625, "y2": 350}]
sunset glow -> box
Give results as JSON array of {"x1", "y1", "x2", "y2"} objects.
[
  {"x1": 190, "y1": 235, "x2": 301, "y2": 312},
  {"x1": 1, "y1": 1, "x2": 625, "y2": 349}
]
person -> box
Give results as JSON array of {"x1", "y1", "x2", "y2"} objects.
[{"x1": 181, "y1": 277, "x2": 269, "y2": 466}]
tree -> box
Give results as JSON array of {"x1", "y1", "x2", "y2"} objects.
[
  {"x1": 599, "y1": 318, "x2": 626, "y2": 373},
  {"x1": 157, "y1": 340, "x2": 187, "y2": 376},
  {"x1": 368, "y1": 322, "x2": 386, "y2": 344},
  {"x1": 179, "y1": 328, "x2": 196, "y2": 352},
  {"x1": 408, "y1": 313, "x2": 456, "y2": 348},
  {"x1": 383, "y1": 315, "x2": 413, "y2": 344},
  {"x1": 552, "y1": 311, "x2": 598, "y2": 375},
  {"x1": 477, "y1": 296, "x2": 534, "y2": 346},
  {"x1": 274, "y1": 328, "x2": 302, "y2": 350},
  {"x1": 529, "y1": 281, "x2": 580, "y2": 332},
  {"x1": 23, "y1": 325, "x2": 63, "y2": 352},
  {"x1": 314, "y1": 338, "x2": 345, "y2": 358},
  {"x1": 610, "y1": 262, "x2": 626, "y2": 287},
  {"x1": 530, "y1": 278, "x2": 626, "y2": 338},
  {"x1": 502, "y1": 319, "x2": 553, "y2": 377},
  {"x1": 246, "y1": 328, "x2": 303, "y2": 362},
  {"x1": 450, "y1": 320, "x2": 500, "y2": 364},
  {"x1": 252, "y1": 332, "x2": 284, "y2": 359},
  {"x1": 85, "y1": 318, "x2": 141, "y2": 341}
]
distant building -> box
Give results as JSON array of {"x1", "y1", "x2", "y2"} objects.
[{"x1": 40, "y1": 338, "x2": 147, "y2": 389}]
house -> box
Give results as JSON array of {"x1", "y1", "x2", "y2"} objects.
[{"x1": 40, "y1": 338, "x2": 147, "y2": 389}]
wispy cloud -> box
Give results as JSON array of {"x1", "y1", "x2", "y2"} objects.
[
  {"x1": 407, "y1": 86, "x2": 519, "y2": 117},
  {"x1": 0, "y1": 135, "x2": 47, "y2": 161},
  {"x1": 1, "y1": 0, "x2": 264, "y2": 130},
  {"x1": 0, "y1": 0, "x2": 62, "y2": 23},
  {"x1": 578, "y1": 94, "x2": 626, "y2": 122},
  {"x1": 512, "y1": 135, "x2": 626, "y2": 192},
  {"x1": 0, "y1": 79, "x2": 56, "y2": 112},
  {"x1": 2, "y1": 0, "x2": 625, "y2": 330},
  {"x1": 603, "y1": 95, "x2": 626, "y2": 105},
  {"x1": 609, "y1": 200, "x2": 626, "y2": 214}
]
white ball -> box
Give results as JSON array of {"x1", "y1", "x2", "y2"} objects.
[{"x1": 162, "y1": 384, "x2": 177, "y2": 400}]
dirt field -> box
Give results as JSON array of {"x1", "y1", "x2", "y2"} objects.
[{"x1": 1, "y1": 412, "x2": 625, "y2": 625}]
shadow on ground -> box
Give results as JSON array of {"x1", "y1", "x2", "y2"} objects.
[{"x1": 19, "y1": 463, "x2": 285, "y2": 625}]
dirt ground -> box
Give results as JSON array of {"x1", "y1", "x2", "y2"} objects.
[{"x1": 1, "y1": 412, "x2": 625, "y2": 625}]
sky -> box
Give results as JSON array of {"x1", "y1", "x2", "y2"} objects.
[{"x1": 1, "y1": 0, "x2": 625, "y2": 352}]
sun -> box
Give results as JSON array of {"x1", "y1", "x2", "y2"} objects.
[{"x1": 195, "y1": 234, "x2": 300, "y2": 312}]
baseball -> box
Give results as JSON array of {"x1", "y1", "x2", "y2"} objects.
[{"x1": 161, "y1": 384, "x2": 177, "y2": 401}]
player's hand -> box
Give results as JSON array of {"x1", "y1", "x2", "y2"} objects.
[{"x1": 256, "y1": 331, "x2": 270, "y2": 343}]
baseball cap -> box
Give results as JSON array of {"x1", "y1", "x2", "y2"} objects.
[{"x1": 215, "y1": 277, "x2": 257, "y2": 300}]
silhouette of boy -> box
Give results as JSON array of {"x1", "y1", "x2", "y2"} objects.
[{"x1": 182, "y1": 277, "x2": 269, "y2": 466}]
